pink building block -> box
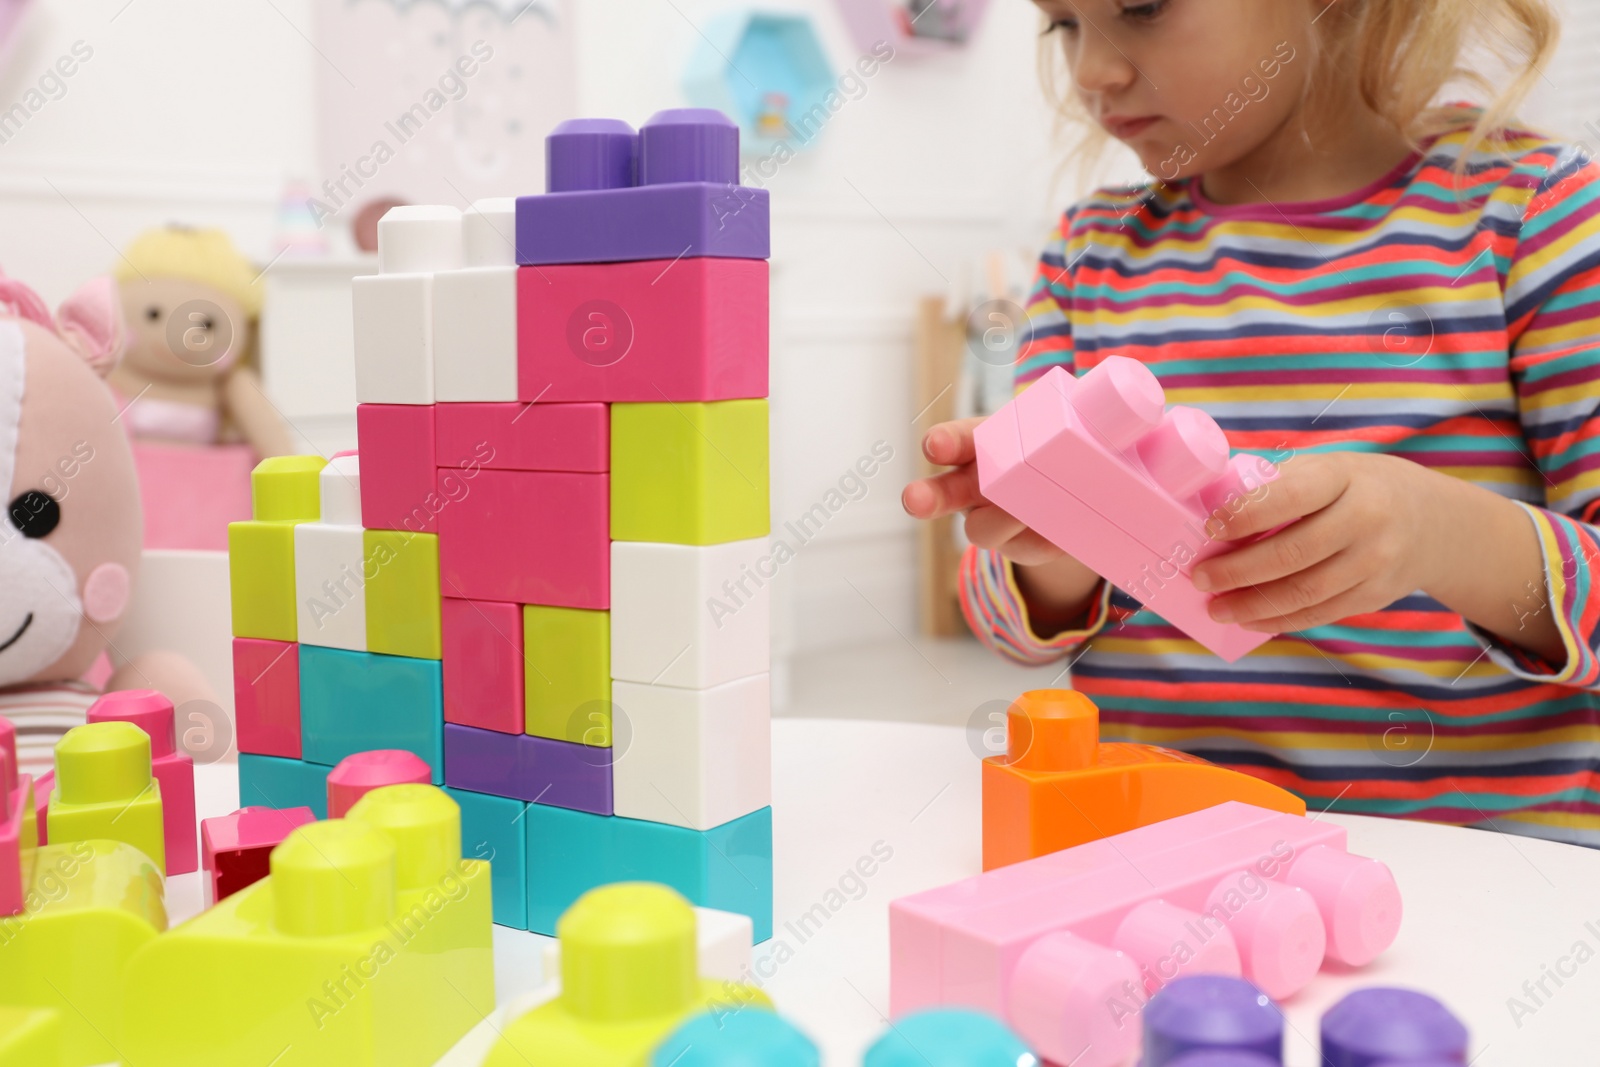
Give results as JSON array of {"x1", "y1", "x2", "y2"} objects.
[
  {"x1": 516, "y1": 258, "x2": 768, "y2": 403},
  {"x1": 436, "y1": 468, "x2": 608, "y2": 608},
  {"x1": 200, "y1": 805, "x2": 316, "y2": 907},
  {"x1": 889, "y1": 801, "x2": 1402, "y2": 1067},
  {"x1": 32, "y1": 770, "x2": 49, "y2": 846},
  {"x1": 233, "y1": 638, "x2": 302, "y2": 759},
  {"x1": 326, "y1": 749, "x2": 434, "y2": 819},
  {"x1": 442, "y1": 598, "x2": 525, "y2": 734},
  {"x1": 357, "y1": 403, "x2": 439, "y2": 533},
  {"x1": 0, "y1": 747, "x2": 28, "y2": 917},
  {"x1": 975, "y1": 359, "x2": 1278, "y2": 662},
  {"x1": 435, "y1": 402, "x2": 609, "y2": 473},
  {"x1": 87, "y1": 690, "x2": 199, "y2": 876},
  {"x1": 0, "y1": 715, "x2": 26, "y2": 832}
]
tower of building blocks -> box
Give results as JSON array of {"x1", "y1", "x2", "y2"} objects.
[
  {"x1": 974, "y1": 356, "x2": 1280, "y2": 661},
  {"x1": 46, "y1": 721, "x2": 165, "y2": 871},
  {"x1": 228, "y1": 107, "x2": 774, "y2": 941},
  {"x1": 983, "y1": 689, "x2": 1305, "y2": 870},
  {"x1": 85, "y1": 689, "x2": 197, "y2": 874},
  {"x1": 889, "y1": 802, "x2": 1403, "y2": 1067},
  {"x1": 199, "y1": 805, "x2": 316, "y2": 906}
]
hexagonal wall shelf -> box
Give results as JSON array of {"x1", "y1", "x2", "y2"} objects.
[
  {"x1": 683, "y1": 10, "x2": 837, "y2": 154},
  {"x1": 834, "y1": 0, "x2": 991, "y2": 56}
]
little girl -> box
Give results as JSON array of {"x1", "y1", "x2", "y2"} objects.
[{"x1": 903, "y1": 0, "x2": 1600, "y2": 845}]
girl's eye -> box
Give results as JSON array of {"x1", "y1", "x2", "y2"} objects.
[
  {"x1": 1043, "y1": 17, "x2": 1078, "y2": 35},
  {"x1": 1121, "y1": 0, "x2": 1169, "y2": 20}
]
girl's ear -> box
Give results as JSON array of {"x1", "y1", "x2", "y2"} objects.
[{"x1": 55, "y1": 276, "x2": 127, "y2": 378}]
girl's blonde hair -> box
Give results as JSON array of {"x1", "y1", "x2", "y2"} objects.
[{"x1": 1042, "y1": 0, "x2": 1560, "y2": 180}]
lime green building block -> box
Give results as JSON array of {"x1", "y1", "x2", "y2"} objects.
[
  {"x1": 0, "y1": 1006, "x2": 60, "y2": 1066},
  {"x1": 253, "y1": 454, "x2": 327, "y2": 521},
  {"x1": 524, "y1": 605, "x2": 611, "y2": 743},
  {"x1": 230, "y1": 455, "x2": 326, "y2": 641},
  {"x1": 485, "y1": 883, "x2": 771, "y2": 1067},
  {"x1": 365, "y1": 530, "x2": 442, "y2": 659},
  {"x1": 46, "y1": 722, "x2": 165, "y2": 872},
  {"x1": 611, "y1": 400, "x2": 770, "y2": 545},
  {"x1": 0, "y1": 840, "x2": 166, "y2": 1067},
  {"x1": 121, "y1": 784, "x2": 494, "y2": 1067}
]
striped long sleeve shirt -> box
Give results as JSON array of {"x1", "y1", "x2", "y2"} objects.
[{"x1": 961, "y1": 115, "x2": 1600, "y2": 847}]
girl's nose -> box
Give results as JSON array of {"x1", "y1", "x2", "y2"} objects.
[{"x1": 1069, "y1": 22, "x2": 1139, "y2": 97}]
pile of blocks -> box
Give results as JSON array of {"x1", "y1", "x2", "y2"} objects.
[{"x1": 230, "y1": 107, "x2": 774, "y2": 939}]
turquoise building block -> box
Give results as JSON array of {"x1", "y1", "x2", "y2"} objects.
[
  {"x1": 446, "y1": 786, "x2": 529, "y2": 931},
  {"x1": 238, "y1": 753, "x2": 331, "y2": 819},
  {"x1": 525, "y1": 805, "x2": 772, "y2": 941},
  {"x1": 654, "y1": 1009, "x2": 819, "y2": 1066},
  {"x1": 300, "y1": 645, "x2": 444, "y2": 784}
]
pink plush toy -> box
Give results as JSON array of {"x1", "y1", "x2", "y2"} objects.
[{"x1": 0, "y1": 273, "x2": 213, "y2": 771}]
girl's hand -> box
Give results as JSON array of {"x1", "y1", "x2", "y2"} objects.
[{"x1": 1191, "y1": 452, "x2": 1444, "y2": 633}]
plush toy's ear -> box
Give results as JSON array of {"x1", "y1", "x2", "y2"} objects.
[{"x1": 55, "y1": 276, "x2": 126, "y2": 378}]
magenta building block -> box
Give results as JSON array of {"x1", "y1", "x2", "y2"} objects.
[
  {"x1": 442, "y1": 598, "x2": 525, "y2": 734},
  {"x1": 32, "y1": 769, "x2": 50, "y2": 845},
  {"x1": 0, "y1": 715, "x2": 12, "y2": 793},
  {"x1": 435, "y1": 401, "x2": 609, "y2": 473},
  {"x1": 0, "y1": 749, "x2": 24, "y2": 916},
  {"x1": 200, "y1": 805, "x2": 317, "y2": 907},
  {"x1": 516, "y1": 110, "x2": 768, "y2": 266},
  {"x1": 436, "y1": 468, "x2": 609, "y2": 608},
  {"x1": 1143, "y1": 976, "x2": 1282, "y2": 1066},
  {"x1": 87, "y1": 689, "x2": 199, "y2": 876},
  {"x1": 233, "y1": 638, "x2": 302, "y2": 759},
  {"x1": 443, "y1": 723, "x2": 612, "y2": 813},
  {"x1": 357, "y1": 403, "x2": 439, "y2": 533},
  {"x1": 325, "y1": 749, "x2": 434, "y2": 819},
  {"x1": 516, "y1": 258, "x2": 768, "y2": 403},
  {"x1": 1320, "y1": 988, "x2": 1467, "y2": 1067}
]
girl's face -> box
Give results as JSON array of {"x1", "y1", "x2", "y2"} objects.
[{"x1": 1034, "y1": 0, "x2": 1323, "y2": 181}]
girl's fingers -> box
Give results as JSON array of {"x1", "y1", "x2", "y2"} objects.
[
  {"x1": 1212, "y1": 454, "x2": 1348, "y2": 541},
  {"x1": 1192, "y1": 506, "x2": 1349, "y2": 593},
  {"x1": 962, "y1": 503, "x2": 1029, "y2": 550},
  {"x1": 1235, "y1": 580, "x2": 1383, "y2": 634},
  {"x1": 921, "y1": 417, "x2": 986, "y2": 468},
  {"x1": 1207, "y1": 550, "x2": 1364, "y2": 628},
  {"x1": 996, "y1": 527, "x2": 1066, "y2": 567},
  {"x1": 902, "y1": 466, "x2": 987, "y2": 520}
]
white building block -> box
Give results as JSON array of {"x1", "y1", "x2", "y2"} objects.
[
  {"x1": 319, "y1": 454, "x2": 362, "y2": 525},
  {"x1": 378, "y1": 204, "x2": 463, "y2": 274},
  {"x1": 432, "y1": 267, "x2": 518, "y2": 402},
  {"x1": 293, "y1": 523, "x2": 367, "y2": 651},
  {"x1": 610, "y1": 539, "x2": 771, "y2": 689},
  {"x1": 538, "y1": 905, "x2": 752, "y2": 984},
  {"x1": 463, "y1": 197, "x2": 517, "y2": 268},
  {"x1": 612, "y1": 673, "x2": 770, "y2": 831},
  {"x1": 353, "y1": 273, "x2": 433, "y2": 404}
]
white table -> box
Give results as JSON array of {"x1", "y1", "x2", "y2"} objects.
[{"x1": 173, "y1": 719, "x2": 1600, "y2": 1065}]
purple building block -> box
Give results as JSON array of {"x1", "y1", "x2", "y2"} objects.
[
  {"x1": 1170, "y1": 1054, "x2": 1280, "y2": 1067},
  {"x1": 443, "y1": 723, "x2": 613, "y2": 814},
  {"x1": 1320, "y1": 988, "x2": 1467, "y2": 1067},
  {"x1": 516, "y1": 109, "x2": 769, "y2": 265},
  {"x1": 1144, "y1": 976, "x2": 1282, "y2": 1067}
]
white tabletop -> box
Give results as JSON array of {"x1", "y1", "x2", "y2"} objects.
[{"x1": 174, "y1": 718, "x2": 1600, "y2": 1065}]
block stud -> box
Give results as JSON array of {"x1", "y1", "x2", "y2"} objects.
[
  {"x1": 55, "y1": 721, "x2": 151, "y2": 806},
  {"x1": 1138, "y1": 406, "x2": 1231, "y2": 500},
  {"x1": 0, "y1": 715, "x2": 14, "y2": 794},
  {"x1": 345, "y1": 783, "x2": 461, "y2": 892},
  {"x1": 639, "y1": 108, "x2": 739, "y2": 186},
  {"x1": 1284, "y1": 845, "x2": 1402, "y2": 967},
  {"x1": 559, "y1": 882, "x2": 698, "y2": 1022},
  {"x1": 1319, "y1": 987, "x2": 1467, "y2": 1067},
  {"x1": 271, "y1": 819, "x2": 395, "y2": 937},
  {"x1": 1198, "y1": 453, "x2": 1279, "y2": 520},
  {"x1": 250, "y1": 455, "x2": 326, "y2": 522},
  {"x1": 1004, "y1": 688, "x2": 1099, "y2": 771},
  {"x1": 87, "y1": 689, "x2": 176, "y2": 759},
  {"x1": 1204, "y1": 873, "x2": 1325, "y2": 1000},
  {"x1": 1007, "y1": 929, "x2": 1142, "y2": 1065},
  {"x1": 1068, "y1": 355, "x2": 1165, "y2": 451},
  {"x1": 327, "y1": 749, "x2": 434, "y2": 819},
  {"x1": 1112, "y1": 899, "x2": 1242, "y2": 994},
  {"x1": 1142, "y1": 975, "x2": 1283, "y2": 1066},
  {"x1": 546, "y1": 118, "x2": 638, "y2": 192}
]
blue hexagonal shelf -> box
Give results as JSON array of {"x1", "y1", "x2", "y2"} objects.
[{"x1": 683, "y1": 10, "x2": 837, "y2": 154}]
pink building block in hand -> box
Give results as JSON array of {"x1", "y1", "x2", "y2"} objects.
[
  {"x1": 889, "y1": 802, "x2": 1402, "y2": 1067},
  {"x1": 326, "y1": 750, "x2": 434, "y2": 819},
  {"x1": 442, "y1": 598, "x2": 525, "y2": 734},
  {"x1": 200, "y1": 806, "x2": 316, "y2": 907},
  {"x1": 357, "y1": 403, "x2": 438, "y2": 532},
  {"x1": 975, "y1": 358, "x2": 1278, "y2": 661},
  {"x1": 233, "y1": 638, "x2": 302, "y2": 758},
  {"x1": 87, "y1": 689, "x2": 198, "y2": 876},
  {"x1": 435, "y1": 402, "x2": 609, "y2": 472}
]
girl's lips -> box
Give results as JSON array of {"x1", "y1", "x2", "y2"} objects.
[{"x1": 1104, "y1": 116, "x2": 1159, "y2": 138}]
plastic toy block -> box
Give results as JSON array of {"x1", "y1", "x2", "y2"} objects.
[
  {"x1": 0, "y1": 715, "x2": 34, "y2": 860},
  {"x1": 464, "y1": 197, "x2": 517, "y2": 267},
  {"x1": 121, "y1": 784, "x2": 494, "y2": 1067},
  {"x1": 295, "y1": 522, "x2": 368, "y2": 651},
  {"x1": 983, "y1": 689, "x2": 1305, "y2": 871},
  {"x1": 354, "y1": 273, "x2": 435, "y2": 405},
  {"x1": 442, "y1": 598, "x2": 526, "y2": 734},
  {"x1": 975, "y1": 360, "x2": 1277, "y2": 661},
  {"x1": 0, "y1": 751, "x2": 25, "y2": 917},
  {"x1": 1169, "y1": 1055, "x2": 1278, "y2": 1067},
  {"x1": 300, "y1": 645, "x2": 444, "y2": 783},
  {"x1": 612, "y1": 674, "x2": 771, "y2": 831},
  {"x1": 526, "y1": 804, "x2": 773, "y2": 941},
  {"x1": 319, "y1": 452, "x2": 363, "y2": 524},
  {"x1": 239, "y1": 753, "x2": 332, "y2": 818},
  {"x1": 252, "y1": 454, "x2": 327, "y2": 521},
  {"x1": 1142, "y1": 976, "x2": 1282, "y2": 1065},
  {"x1": 611, "y1": 539, "x2": 771, "y2": 688},
  {"x1": 888, "y1": 802, "x2": 1403, "y2": 1067},
  {"x1": 863, "y1": 1009, "x2": 1033, "y2": 1067},
  {"x1": 30, "y1": 772, "x2": 47, "y2": 846},
  {"x1": 540, "y1": 903, "x2": 755, "y2": 984},
  {"x1": 437, "y1": 468, "x2": 609, "y2": 607},
  {"x1": 327, "y1": 750, "x2": 434, "y2": 818},
  {"x1": 46, "y1": 721, "x2": 166, "y2": 872},
  {"x1": 364, "y1": 529, "x2": 442, "y2": 658},
  {"x1": 1321, "y1": 988, "x2": 1467, "y2": 1067},
  {"x1": 517, "y1": 257, "x2": 768, "y2": 404},
  {"x1": 485, "y1": 882, "x2": 771, "y2": 1067},
  {"x1": 524, "y1": 604, "x2": 611, "y2": 743},
  {"x1": 434, "y1": 267, "x2": 519, "y2": 402},
  {"x1": 379, "y1": 203, "x2": 464, "y2": 273},
  {"x1": 229, "y1": 520, "x2": 301, "y2": 641},
  {"x1": 86, "y1": 689, "x2": 198, "y2": 876},
  {"x1": 200, "y1": 805, "x2": 316, "y2": 907},
  {"x1": 436, "y1": 401, "x2": 609, "y2": 472},
  {"x1": 611, "y1": 399, "x2": 769, "y2": 545},
  {"x1": 444, "y1": 723, "x2": 612, "y2": 812},
  {"x1": 516, "y1": 111, "x2": 770, "y2": 266},
  {"x1": 357, "y1": 403, "x2": 439, "y2": 532},
  {"x1": 0, "y1": 1005, "x2": 60, "y2": 1067},
  {"x1": 234, "y1": 637, "x2": 302, "y2": 757},
  {"x1": 653, "y1": 1009, "x2": 818, "y2": 1066},
  {"x1": 446, "y1": 785, "x2": 529, "y2": 930}
]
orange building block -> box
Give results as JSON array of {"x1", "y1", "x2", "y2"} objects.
[{"x1": 982, "y1": 689, "x2": 1305, "y2": 870}]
